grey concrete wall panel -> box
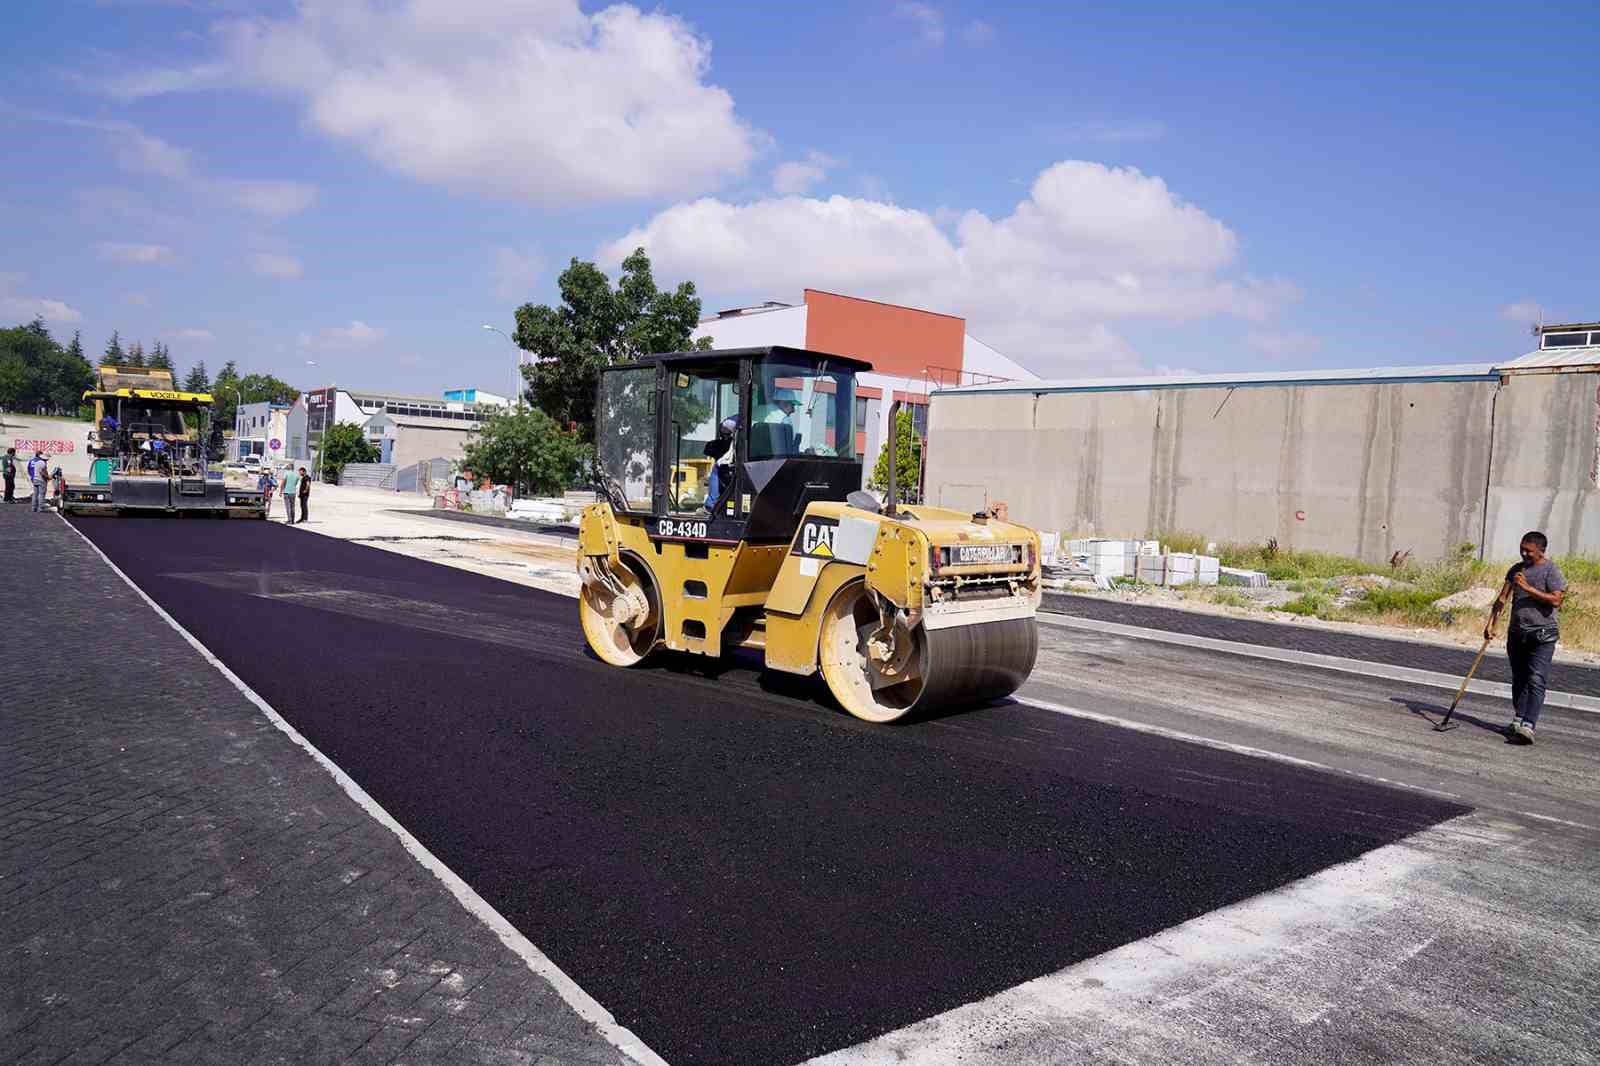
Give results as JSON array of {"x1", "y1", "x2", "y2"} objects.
[
  {"x1": 925, "y1": 374, "x2": 1592, "y2": 562},
  {"x1": 1484, "y1": 373, "x2": 1600, "y2": 559}
]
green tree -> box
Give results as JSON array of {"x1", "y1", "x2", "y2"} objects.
[
  {"x1": 125, "y1": 340, "x2": 146, "y2": 368},
  {"x1": 237, "y1": 373, "x2": 299, "y2": 405},
  {"x1": 513, "y1": 247, "x2": 709, "y2": 440},
  {"x1": 66, "y1": 331, "x2": 84, "y2": 361},
  {"x1": 0, "y1": 319, "x2": 91, "y2": 416},
  {"x1": 868, "y1": 406, "x2": 924, "y2": 503},
  {"x1": 461, "y1": 406, "x2": 583, "y2": 496},
  {"x1": 319, "y1": 421, "x2": 379, "y2": 484},
  {"x1": 210, "y1": 360, "x2": 241, "y2": 427},
  {"x1": 104, "y1": 331, "x2": 124, "y2": 363},
  {"x1": 183, "y1": 361, "x2": 210, "y2": 394},
  {"x1": 148, "y1": 341, "x2": 173, "y2": 371}
]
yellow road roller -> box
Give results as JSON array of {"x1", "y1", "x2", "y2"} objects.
[{"x1": 577, "y1": 346, "x2": 1040, "y2": 722}]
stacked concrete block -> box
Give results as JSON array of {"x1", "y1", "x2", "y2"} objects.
[{"x1": 1220, "y1": 566, "x2": 1270, "y2": 588}]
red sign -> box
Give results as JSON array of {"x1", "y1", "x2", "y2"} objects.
[{"x1": 12, "y1": 438, "x2": 75, "y2": 455}]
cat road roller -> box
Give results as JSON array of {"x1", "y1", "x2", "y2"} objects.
[{"x1": 577, "y1": 345, "x2": 1040, "y2": 722}]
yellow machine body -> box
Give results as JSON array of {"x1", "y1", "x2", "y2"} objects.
[{"x1": 576, "y1": 346, "x2": 1041, "y2": 724}]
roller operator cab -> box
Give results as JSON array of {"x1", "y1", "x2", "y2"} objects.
[{"x1": 576, "y1": 345, "x2": 1041, "y2": 723}]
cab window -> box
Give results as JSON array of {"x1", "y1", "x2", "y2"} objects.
[{"x1": 749, "y1": 360, "x2": 856, "y2": 461}]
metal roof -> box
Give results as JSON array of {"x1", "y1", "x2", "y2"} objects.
[
  {"x1": 1495, "y1": 345, "x2": 1600, "y2": 372},
  {"x1": 933, "y1": 363, "x2": 1503, "y2": 397},
  {"x1": 366, "y1": 412, "x2": 483, "y2": 430}
]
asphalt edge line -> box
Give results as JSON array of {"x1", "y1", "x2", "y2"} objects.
[
  {"x1": 1015, "y1": 695, "x2": 1465, "y2": 803},
  {"x1": 1037, "y1": 612, "x2": 1600, "y2": 715},
  {"x1": 58, "y1": 515, "x2": 669, "y2": 1066}
]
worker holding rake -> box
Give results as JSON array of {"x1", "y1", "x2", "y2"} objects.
[{"x1": 1485, "y1": 531, "x2": 1567, "y2": 744}]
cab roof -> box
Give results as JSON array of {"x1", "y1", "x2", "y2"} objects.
[
  {"x1": 83, "y1": 387, "x2": 216, "y2": 405},
  {"x1": 629, "y1": 345, "x2": 874, "y2": 373}
]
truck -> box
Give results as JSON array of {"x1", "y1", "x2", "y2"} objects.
[{"x1": 59, "y1": 365, "x2": 268, "y2": 518}]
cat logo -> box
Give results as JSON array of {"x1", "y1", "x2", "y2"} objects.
[{"x1": 793, "y1": 516, "x2": 839, "y2": 558}]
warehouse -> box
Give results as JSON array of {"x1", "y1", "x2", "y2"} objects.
[{"x1": 924, "y1": 323, "x2": 1600, "y2": 562}]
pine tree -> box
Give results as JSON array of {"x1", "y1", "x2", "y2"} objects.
[
  {"x1": 67, "y1": 331, "x2": 84, "y2": 360},
  {"x1": 126, "y1": 341, "x2": 146, "y2": 368},
  {"x1": 148, "y1": 341, "x2": 173, "y2": 371},
  {"x1": 104, "y1": 331, "x2": 124, "y2": 362},
  {"x1": 183, "y1": 361, "x2": 210, "y2": 394}
]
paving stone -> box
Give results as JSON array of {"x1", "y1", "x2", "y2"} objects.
[{"x1": 0, "y1": 508, "x2": 632, "y2": 1066}]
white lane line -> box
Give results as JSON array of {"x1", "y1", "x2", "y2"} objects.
[
  {"x1": 1015, "y1": 695, "x2": 1464, "y2": 802},
  {"x1": 60, "y1": 516, "x2": 668, "y2": 1066},
  {"x1": 1038, "y1": 611, "x2": 1600, "y2": 715}
]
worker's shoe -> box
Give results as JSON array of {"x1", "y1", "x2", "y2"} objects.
[
  {"x1": 1513, "y1": 720, "x2": 1537, "y2": 744},
  {"x1": 1505, "y1": 717, "x2": 1522, "y2": 738}
]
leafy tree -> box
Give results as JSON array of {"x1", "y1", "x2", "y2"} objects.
[
  {"x1": 461, "y1": 406, "x2": 583, "y2": 496},
  {"x1": 125, "y1": 340, "x2": 146, "y2": 368},
  {"x1": 66, "y1": 331, "x2": 84, "y2": 361},
  {"x1": 319, "y1": 421, "x2": 379, "y2": 484},
  {"x1": 0, "y1": 319, "x2": 93, "y2": 416},
  {"x1": 237, "y1": 373, "x2": 299, "y2": 406},
  {"x1": 148, "y1": 341, "x2": 173, "y2": 371},
  {"x1": 183, "y1": 362, "x2": 210, "y2": 394},
  {"x1": 209, "y1": 361, "x2": 241, "y2": 427},
  {"x1": 514, "y1": 247, "x2": 710, "y2": 441},
  {"x1": 868, "y1": 406, "x2": 924, "y2": 503},
  {"x1": 104, "y1": 331, "x2": 124, "y2": 362}
]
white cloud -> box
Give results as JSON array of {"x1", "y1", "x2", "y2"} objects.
[
  {"x1": 299, "y1": 320, "x2": 386, "y2": 350},
  {"x1": 1, "y1": 295, "x2": 84, "y2": 324},
  {"x1": 602, "y1": 160, "x2": 1296, "y2": 375},
  {"x1": 771, "y1": 151, "x2": 840, "y2": 196},
  {"x1": 1246, "y1": 331, "x2": 1323, "y2": 358},
  {"x1": 895, "y1": 2, "x2": 945, "y2": 46},
  {"x1": 6, "y1": 107, "x2": 318, "y2": 219},
  {"x1": 250, "y1": 253, "x2": 304, "y2": 279},
  {"x1": 96, "y1": 0, "x2": 761, "y2": 206},
  {"x1": 97, "y1": 241, "x2": 177, "y2": 264},
  {"x1": 490, "y1": 246, "x2": 542, "y2": 301},
  {"x1": 212, "y1": 180, "x2": 319, "y2": 218},
  {"x1": 1498, "y1": 299, "x2": 1543, "y2": 325},
  {"x1": 122, "y1": 291, "x2": 152, "y2": 306},
  {"x1": 172, "y1": 328, "x2": 216, "y2": 342}
]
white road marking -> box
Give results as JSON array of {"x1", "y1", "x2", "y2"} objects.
[
  {"x1": 60, "y1": 515, "x2": 668, "y2": 1066},
  {"x1": 1038, "y1": 611, "x2": 1600, "y2": 714},
  {"x1": 1016, "y1": 695, "x2": 1463, "y2": 801}
]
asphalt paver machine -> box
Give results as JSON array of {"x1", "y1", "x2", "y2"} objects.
[
  {"x1": 577, "y1": 345, "x2": 1040, "y2": 722},
  {"x1": 61, "y1": 364, "x2": 267, "y2": 518}
]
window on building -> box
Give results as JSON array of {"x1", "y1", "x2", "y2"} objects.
[
  {"x1": 908, "y1": 400, "x2": 929, "y2": 438},
  {"x1": 854, "y1": 396, "x2": 869, "y2": 433},
  {"x1": 1543, "y1": 331, "x2": 1591, "y2": 349}
]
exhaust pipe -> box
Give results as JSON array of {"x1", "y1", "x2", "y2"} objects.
[{"x1": 885, "y1": 399, "x2": 900, "y2": 518}]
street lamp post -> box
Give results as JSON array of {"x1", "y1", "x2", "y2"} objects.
[{"x1": 482, "y1": 325, "x2": 524, "y2": 410}]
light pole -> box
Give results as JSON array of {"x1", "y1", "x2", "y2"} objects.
[{"x1": 482, "y1": 324, "x2": 524, "y2": 410}]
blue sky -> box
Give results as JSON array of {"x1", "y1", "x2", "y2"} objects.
[{"x1": 2, "y1": 0, "x2": 1596, "y2": 394}]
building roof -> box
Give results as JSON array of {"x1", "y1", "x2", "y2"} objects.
[
  {"x1": 1497, "y1": 345, "x2": 1600, "y2": 372},
  {"x1": 934, "y1": 363, "x2": 1504, "y2": 396},
  {"x1": 367, "y1": 413, "x2": 482, "y2": 430}
]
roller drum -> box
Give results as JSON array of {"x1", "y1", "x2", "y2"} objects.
[{"x1": 912, "y1": 618, "x2": 1039, "y2": 712}]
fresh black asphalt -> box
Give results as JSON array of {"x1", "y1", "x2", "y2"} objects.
[
  {"x1": 76, "y1": 518, "x2": 1470, "y2": 1066},
  {"x1": 1042, "y1": 591, "x2": 1600, "y2": 697}
]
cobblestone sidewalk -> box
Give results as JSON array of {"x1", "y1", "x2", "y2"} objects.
[{"x1": 0, "y1": 508, "x2": 636, "y2": 1066}]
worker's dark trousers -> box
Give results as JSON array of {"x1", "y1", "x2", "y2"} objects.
[
  {"x1": 1508, "y1": 627, "x2": 1557, "y2": 727},
  {"x1": 3, "y1": 474, "x2": 13, "y2": 502},
  {"x1": 298, "y1": 495, "x2": 308, "y2": 522}
]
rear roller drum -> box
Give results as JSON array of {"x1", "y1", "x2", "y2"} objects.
[
  {"x1": 579, "y1": 559, "x2": 660, "y2": 667},
  {"x1": 819, "y1": 583, "x2": 1038, "y2": 723}
]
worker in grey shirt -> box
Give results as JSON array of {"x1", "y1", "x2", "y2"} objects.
[{"x1": 1485, "y1": 530, "x2": 1567, "y2": 744}]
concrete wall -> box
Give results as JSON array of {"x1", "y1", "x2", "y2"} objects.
[
  {"x1": 926, "y1": 372, "x2": 1600, "y2": 562},
  {"x1": 389, "y1": 425, "x2": 472, "y2": 472},
  {"x1": 2, "y1": 413, "x2": 92, "y2": 482}
]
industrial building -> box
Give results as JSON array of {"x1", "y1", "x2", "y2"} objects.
[
  {"x1": 692, "y1": 289, "x2": 1035, "y2": 479},
  {"x1": 924, "y1": 322, "x2": 1600, "y2": 562}
]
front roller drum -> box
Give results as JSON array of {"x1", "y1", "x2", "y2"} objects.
[
  {"x1": 578, "y1": 558, "x2": 660, "y2": 667},
  {"x1": 819, "y1": 584, "x2": 1038, "y2": 723}
]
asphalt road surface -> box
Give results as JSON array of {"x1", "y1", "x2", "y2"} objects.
[{"x1": 75, "y1": 518, "x2": 1468, "y2": 1066}]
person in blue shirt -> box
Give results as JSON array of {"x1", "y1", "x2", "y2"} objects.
[{"x1": 27, "y1": 451, "x2": 49, "y2": 512}]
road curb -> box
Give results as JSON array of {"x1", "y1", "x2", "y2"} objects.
[{"x1": 1038, "y1": 611, "x2": 1600, "y2": 715}]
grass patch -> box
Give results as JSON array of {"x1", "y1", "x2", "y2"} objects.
[
  {"x1": 1157, "y1": 530, "x2": 1208, "y2": 555},
  {"x1": 1280, "y1": 592, "x2": 1331, "y2": 617}
]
